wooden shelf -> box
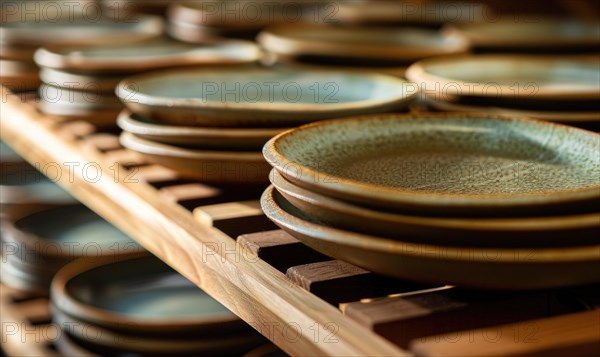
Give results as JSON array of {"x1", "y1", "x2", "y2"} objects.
[{"x1": 2, "y1": 87, "x2": 599, "y2": 356}]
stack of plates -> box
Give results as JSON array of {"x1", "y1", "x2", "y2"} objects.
[
  {"x1": 0, "y1": 205, "x2": 144, "y2": 294},
  {"x1": 116, "y1": 67, "x2": 417, "y2": 184},
  {"x1": 34, "y1": 37, "x2": 260, "y2": 127},
  {"x1": 0, "y1": 140, "x2": 76, "y2": 220},
  {"x1": 445, "y1": 17, "x2": 600, "y2": 53},
  {"x1": 51, "y1": 254, "x2": 266, "y2": 356},
  {"x1": 262, "y1": 113, "x2": 600, "y2": 290},
  {"x1": 166, "y1": 0, "x2": 326, "y2": 43},
  {"x1": 406, "y1": 55, "x2": 600, "y2": 130},
  {"x1": 258, "y1": 24, "x2": 470, "y2": 72},
  {"x1": 0, "y1": 1, "x2": 163, "y2": 93}
]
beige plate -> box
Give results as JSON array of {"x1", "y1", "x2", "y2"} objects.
[
  {"x1": 258, "y1": 25, "x2": 470, "y2": 63},
  {"x1": 423, "y1": 96, "x2": 600, "y2": 123},
  {"x1": 445, "y1": 17, "x2": 600, "y2": 50},
  {"x1": 120, "y1": 132, "x2": 270, "y2": 184},
  {"x1": 262, "y1": 186, "x2": 600, "y2": 290},
  {"x1": 34, "y1": 38, "x2": 260, "y2": 73},
  {"x1": 406, "y1": 55, "x2": 600, "y2": 101},
  {"x1": 39, "y1": 84, "x2": 122, "y2": 110},
  {"x1": 117, "y1": 110, "x2": 283, "y2": 150},
  {"x1": 116, "y1": 67, "x2": 417, "y2": 127},
  {"x1": 270, "y1": 170, "x2": 600, "y2": 247},
  {"x1": 51, "y1": 255, "x2": 257, "y2": 337},
  {"x1": 264, "y1": 113, "x2": 600, "y2": 216},
  {"x1": 0, "y1": 15, "x2": 163, "y2": 47},
  {"x1": 39, "y1": 67, "x2": 124, "y2": 92}
]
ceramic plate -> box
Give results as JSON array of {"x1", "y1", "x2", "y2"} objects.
[
  {"x1": 264, "y1": 113, "x2": 600, "y2": 216},
  {"x1": 120, "y1": 132, "x2": 271, "y2": 184},
  {"x1": 331, "y1": 1, "x2": 490, "y2": 26},
  {"x1": 117, "y1": 110, "x2": 283, "y2": 150},
  {"x1": 116, "y1": 67, "x2": 417, "y2": 127},
  {"x1": 270, "y1": 170, "x2": 600, "y2": 247},
  {"x1": 166, "y1": 18, "x2": 261, "y2": 43},
  {"x1": 51, "y1": 254, "x2": 251, "y2": 335},
  {"x1": 423, "y1": 96, "x2": 600, "y2": 123},
  {"x1": 406, "y1": 55, "x2": 600, "y2": 101},
  {"x1": 262, "y1": 186, "x2": 600, "y2": 290},
  {"x1": 258, "y1": 25, "x2": 469, "y2": 64},
  {"x1": 446, "y1": 18, "x2": 600, "y2": 50},
  {"x1": 34, "y1": 39, "x2": 260, "y2": 73},
  {"x1": 39, "y1": 67, "x2": 124, "y2": 92},
  {"x1": 0, "y1": 15, "x2": 163, "y2": 47}
]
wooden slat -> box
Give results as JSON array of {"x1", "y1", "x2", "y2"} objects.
[
  {"x1": 344, "y1": 289, "x2": 553, "y2": 348},
  {"x1": 287, "y1": 260, "x2": 433, "y2": 305},
  {"x1": 102, "y1": 149, "x2": 146, "y2": 167},
  {"x1": 411, "y1": 310, "x2": 600, "y2": 357},
  {"x1": 134, "y1": 165, "x2": 179, "y2": 183},
  {"x1": 0, "y1": 88, "x2": 407, "y2": 356},
  {"x1": 160, "y1": 183, "x2": 223, "y2": 204},
  {"x1": 80, "y1": 133, "x2": 121, "y2": 152},
  {"x1": 237, "y1": 230, "x2": 330, "y2": 272},
  {"x1": 194, "y1": 201, "x2": 278, "y2": 239}
]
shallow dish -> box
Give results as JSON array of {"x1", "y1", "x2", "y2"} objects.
[
  {"x1": 446, "y1": 18, "x2": 600, "y2": 51},
  {"x1": 264, "y1": 113, "x2": 600, "y2": 216},
  {"x1": 117, "y1": 110, "x2": 283, "y2": 150},
  {"x1": 120, "y1": 132, "x2": 270, "y2": 184},
  {"x1": 0, "y1": 15, "x2": 163, "y2": 47},
  {"x1": 34, "y1": 38, "x2": 260, "y2": 73},
  {"x1": 270, "y1": 170, "x2": 600, "y2": 247},
  {"x1": 116, "y1": 67, "x2": 417, "y2": 127},
  {"x1": 405, "y1": 55, "x2": 600, "y2": 102},
  {"x1": 258, "y1": 25, "x2": 469, "y2": 64},
  {"x1": 39, "y1": 67, "x2": 123, "y2": 92},
  {"x1": 51, "y1": 254, "x2": 251, "y2": 335},
  {"x1": 262, "y1": 186, "x2": 600, "y2": 290},
  {"x1": 39, "y1": 84, "x2": 122, "y2": 109}
]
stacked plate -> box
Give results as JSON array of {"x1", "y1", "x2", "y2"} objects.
[
  {"x1": 406, "y1": 55, "x2": 600, "y2": 130},
  {"x1": 262, "y1": 113, "x2": 600, "y2": 290},
  {"x1": 0, "y1": 205, "x2": 144, "y2": 294},
  {"x1": 0, "y1": 0, "x2": 163, "y2": 93},
  {"x1": 166, "y1": 0, "x2": 326, "y2": 43},
  {"x1": 258, "y1": 24, "x2": 470, "y2": 73},
  {"x1": 34, "y1": 37, "x2": 260, "y2": 128},
  {"x1": 51, "y1": 254, "x2": 266, "y2": 356},
  {"x1": 445, "y1": 17, "x2": 600, "y2": 53},
  {"x1": 116, "y1": 66, "x2": 418, "y2": 184}
]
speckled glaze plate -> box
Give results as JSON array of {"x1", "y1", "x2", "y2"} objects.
[
  {"x1": 34, "y1": 39, "x2": 260, "y2": 73},
  {"x1": 51, "y1": 255, "x2": 254, "y2": 336},
  {"x1": 258, "y1": 25, "x2": 469, "y2": 64},
  {"x1": 120, "y1": 132, "x2": 271, "y2": 184},
  {"x1": 116, "y1": 67, "x2": 417, "y2": 127},
  {"x1": 445, "y1": 18, "x2": 600, "y2": 50},
  {"x1": 264, "y1": 113, "x2": 600, "y2": 216},
  {"x1": 117, "y1": 110, "x2": 283, "y2": 150},
  {"x1": 270, "y1": 170, "x2": 600, "y2": 247},
  {"x1": 0, "y1": 15, "x2": 163, "y2": 47},
  {"x1": 262, "y1": 186, "x2": 600, "y2": 290},
  {"x1": 406, "y1": 55, "x2": 600, "y2": 101}
]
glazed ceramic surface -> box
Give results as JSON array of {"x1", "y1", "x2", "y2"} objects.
[
  {"x1": 406, "y1": 55, "x2": 600, "y2": 101},
  {"x1": 446, "y1": 18, "x2": 600, "y2": 49},
  {"x1": 39, "y1": 67, "x2": 124, "y2": 92},
  {"x1": 116, "y1": 67, "x2": 417, "y2": 127},
  {"x1": 117, "y1": 110, "x2": 283, "y2": 150},
  {"x1": 261, "y1": 186, "x2": 600, "y2": 290},
  {"x1": 264, "y1": 113, "x2": 600, "y2": 215},
  {"x1": 120, "y1": 132, "x2": 271, "y2": 184},
  {"x1": 34, "y1": 39, "x2": 260, "y2": 73},
  {"x1": 270, "y1": 170, "x2": 600, "y2": 247},
  {"x1": 258, "y1": 25, "x2": 469, "y2": 63}
]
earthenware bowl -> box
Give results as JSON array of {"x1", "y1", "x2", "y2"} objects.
[
  {"x1": 51, "y1": 254, "x2": 255, "y2": 336},
  {"x1": 270, "y1": 170, "x2": 600, "y2": 247},
  {"x1": 445, "y1": 17, "x2": 600, "y2": 51},
  {"x1": 263, "y1": 113, "x2": 600, "y2": 216},
  {"x1": 120, "y1": 132, "x2": 271, "y2": 184},
  {"x1": 116, "y1": 67, "x2": 417, "y2": 127},
  {"x1": 117, "y1": 110, "x2": 283, "y2": 150},
  {"x1": 405, "y1": 55, "x2": 600, "y2": 104},
  {"x1": 34, "y1": 39, "x2": 260, "y2": 73},
  {"x1": 261, "y1": 186, "x2": 600, "y2": 290},
  {"x1": 0, "y1": 15, "x2": 163, "y2": 47},
  {"x1": 258, "y1": 25, "x2": 470, "y2": 65}
]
